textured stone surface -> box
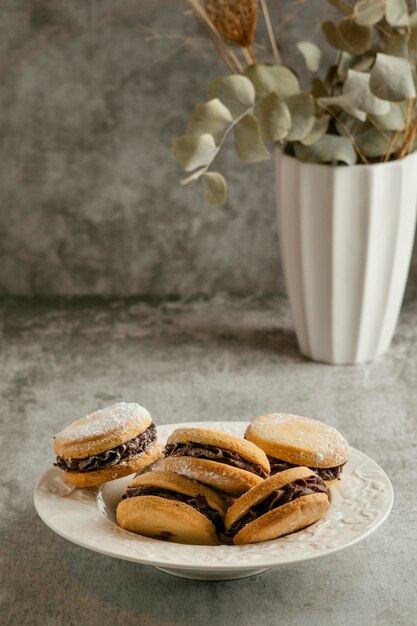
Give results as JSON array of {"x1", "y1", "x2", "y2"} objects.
[
  {"x1": 1, "y1": 0, "x2": 416, "y2": 298},
  {"x1": 1, "y1": 296, "x2": 416, "y2": 625},
  {"x1": 0, "y1": 0, "x2": 280, "y2": 297}
]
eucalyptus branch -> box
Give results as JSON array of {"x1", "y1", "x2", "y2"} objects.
[
  {"x1": 181, "y1": 106, "x2": 254, "y2": 184},
  {"x1": 173, "y1": 0, "x2": 417, "y2": 203},
  {"x1": 241, "y1": 46, "x2": 253, "y2": 66}
]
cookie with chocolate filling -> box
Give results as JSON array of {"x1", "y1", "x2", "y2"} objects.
[
  {"x1": 245, "y1": 413, "x2": 349, "y2": 482},
  {"x1": 153, "y1": 427, "x2": 270, "y2": 496},
  {"x1": 224, "y1": 466, "x2": 330, "y2": 545},
  {"x1": 116, "y1": 470, "x2": 226, "y2": 545},
  {"x1": 54, "y1": 402, "x2": 162, "y2": 487}
]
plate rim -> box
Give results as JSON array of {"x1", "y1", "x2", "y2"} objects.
[{"x1": 34, "y1": 420, "x2": 394, "y2": 572}]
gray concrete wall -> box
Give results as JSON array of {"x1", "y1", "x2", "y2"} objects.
[{"x1": 0, "y1": 1, "x2": 416, "y2": 297}]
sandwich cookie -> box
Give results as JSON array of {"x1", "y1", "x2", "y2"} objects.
[
  {"x1": 153, "y1": 427, "x2": 270, "y2": 495},
  {"x1": 224, "y1": 466, "x2": 330, "y2": 545},
  {"x1": 54, "y1": 402, "x2": 162, "y2": 487},
  {"x1": 245, "y1": 413, "x2": 349, "y2": 482},
  {"x1": 116, "y1": 470, "x2": 226, "y2": 545}
]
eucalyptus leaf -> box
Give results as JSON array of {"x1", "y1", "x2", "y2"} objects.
[
  {"x1": 207, "y1": 75, "x2": 255, "y2": 118},
  {"x1": 285, "y1": 93, "x2": 316, "y2": 141},
  {"x1": 336, "y1": 52, "x2": 374, "y2": 79},
  {"x1": 256, "y1": 93, "x2": 292, "y2": 143},
  {"x1": 300, "y1": 115, "x2": 330, "y2": 146},
  {"x1": 322, "y1": 20, "x2": 372, "y2": 55},
  {"x1": 234, "y1": 114, "x2": 270, "y2": 162},
  {"x1": 354, "y1": 0, "x2": 386, "y2": 26},
  {"x1": 385, "y1": 0, "x2": 409, "y2": 27},
  {"x1": 187, "y1": 99, "x2": 232, "y2": 143},
  {"x1": 319, "y1": 69, "x2": 389, "y2": 122},
  {"x1": 202, "y1": 172, "x2": 227, "y2": 206},
  {"x1": 294, "y1": 134, "x2": 357, "y2": 165},
  {"x1": 384, "y1": 31, "x2": 409, "y2": 57},
  {"x1": 296, "y1": 41, "x2": 322, "y2": 72},
  {"x1": 172, "y1": 134, "x2": 217, "y2": 172},
  {"x1": 337, "y1": 52, "x2": 355, "y2": 79},
  {"x1": 244, "y1": 64, "x2": 300, "y2": 98},
  {"x1": 319, "y1": 94, "x2": 367, "y2": 122},
  {"x1": 356, "y1": 128, "x2": 403, "y2": 157},
  {"x1": 370, "y1": 53, "x2": 416, "y2": 101},
  {"x1": 343, "y1": 70, "x2": 390, "y2": 115},
  {"x1": 369, "y1": 102, "x2": 406, "y2": 131}
]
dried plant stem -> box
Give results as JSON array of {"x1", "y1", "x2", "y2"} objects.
[
  {"x1": 241, "y1": 46, "x2": 252, "y2": 65},
  {"x1": 190, "y1": 14, "x2": 237, "y2": 72},
  {"x1": 225, "y1": 46, "x2": 245, "y2": 73},
  {"x1": 363, "y1": 115, "x2": 398, "y2": 163},
  {"x1": 381, "y1": 100, "x2": 412, "y2": 162},
  {"x1": 260, "y1": 0, "x2": 280, "y2": 63},
  {"x1": 405, "y1": 99, "x2": 413, "y2": 134},
  {"x1": 407, "y1": 121, "x2": 417, "y2": 155},
  {"x1": 375, "y1": 23, "x2": 393, "y2": 40},
  {"x1": 397, "y1": 100, "x2": 416, "y2": 159},
  {"x1": 276, "y1": 2, "x2": 285, "y2": 60},
  {"x1": 184, "y1": 0, "x2": 243, "y2": 73},
  {"x1": 137, "y1": 26, "x2": 208, "y2": 63},
  {"x1": 383, "y1": 129, "x2": 402, "y2": 162},
  {"x1": 399, "y1": 116, "x2": 417, "y2": 158},
  {"x1": 247, "y1": 45, "x2": 257, "y2": 64}
]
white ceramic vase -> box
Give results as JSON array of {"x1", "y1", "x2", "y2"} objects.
[{"x1": 276, "y1": 150, "x2": 417, "y2": 365}]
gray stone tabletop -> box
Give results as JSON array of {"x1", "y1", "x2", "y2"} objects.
[{"x1": 1, "y1": 295, "x2": 416, "y2": 626}]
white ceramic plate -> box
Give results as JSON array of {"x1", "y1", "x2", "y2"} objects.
[{"x1": 34, "y1": 421, "x2": 393, "y2": 581}]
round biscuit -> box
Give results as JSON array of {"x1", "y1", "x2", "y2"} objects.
[
  {"x1": 232, "y1": 493, "x2": 330, "y2": 545},
  {"x1": 152, "y1": 456, "x2": 263, "y2": 496},
  {"x1": 126, "y1": 470, "x2": 226, "y2": 515},
  {"x1": 54, "y1": 402, "x2": 153, "y2": 458},
  {"x1": 116, "y1": 495, "x2": 220, "y2": 545},
  {"x1": 245, "y1": 413, "x2": 349, "y2": 468},
  {"x1": 167, "y1": 427, "x2": 269, "y2": 472},
  {"x1": 225, "y1": 466, "x2": 318, "y2": 528}
]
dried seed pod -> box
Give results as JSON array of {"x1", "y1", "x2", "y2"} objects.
[{"x1": 205, "y1": 0, "x2": 259, "y2": 47}]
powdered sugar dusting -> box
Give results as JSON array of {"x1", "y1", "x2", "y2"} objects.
[
  {"x1": 154, "y1": 457, "x2": 225, "y2": 483},
  {"x1": 56, "y1": 402, "x2": 151, "y2": 444},
  {"x1": 263, "y1": 413, "x2": 291, "y2": 424},
  {"x1": 248, "y1": 413, "x2": 349, "y2": 466},
  {"x1": 178, "y1": 458, "x2": 218, "y2": 482}
]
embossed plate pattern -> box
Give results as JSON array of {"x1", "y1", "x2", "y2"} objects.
[{"x1": 34, "y1": 421, "x2": 393, "y2": 577}]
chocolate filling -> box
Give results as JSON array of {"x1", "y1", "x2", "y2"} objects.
[
  {"x1": 164, "y1": 442, "x2": 268, "y2": 478},
  {"x1": 267, "y1": 455, "x2": 345, "y2": 481},
  {"x1": 224, "y1": 475, "x2": 327, "y2": 538},
  {"x1": 123, "y1": 485, "x2": 224, "y2": 533},
  {"x1": 55, "y1": 423, "x2": 157, "y2": 472}
]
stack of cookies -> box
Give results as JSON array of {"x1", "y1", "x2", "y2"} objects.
[
  {"x1": 53, "y1": 403, "x2": 163, "y2": 487},
  {"x1": 53, "y1": 406, "x2": 349, "y2": 547}
]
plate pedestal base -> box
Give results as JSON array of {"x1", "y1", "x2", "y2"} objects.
[{"x1": 154, "y1": 566, "x2": 271, "y2": 581}]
